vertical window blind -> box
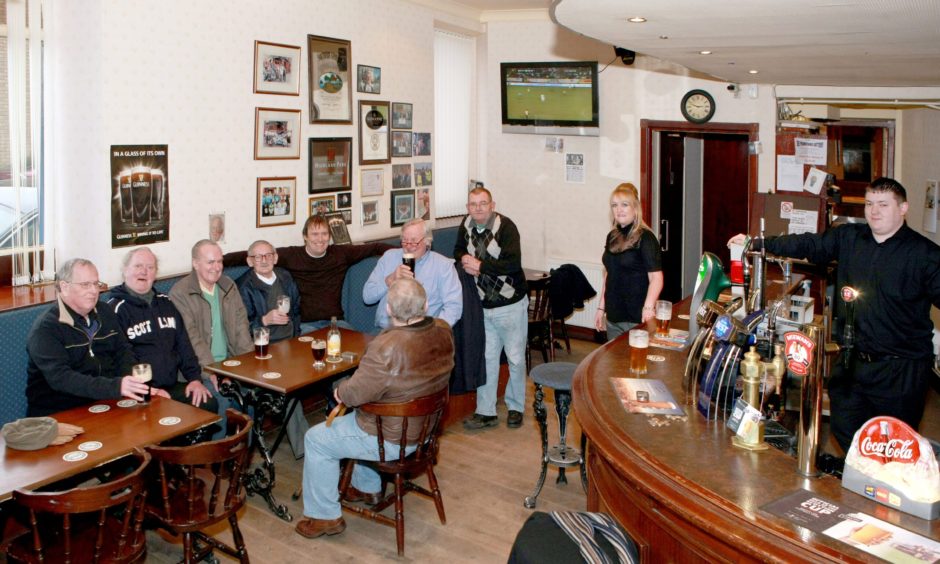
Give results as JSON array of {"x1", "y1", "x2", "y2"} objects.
[{"x1": 433, "y1": 29, "x2": 474, "y2": 218}]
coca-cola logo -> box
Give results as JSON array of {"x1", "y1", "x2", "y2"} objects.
[
  {"x1": 855, "y1": 416, "x2": 921, "y2": 465},
  {"x1": 784, "y1": 331, "x2": 814, "y2": 376}
]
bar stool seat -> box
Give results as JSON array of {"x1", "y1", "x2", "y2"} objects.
[{"x1": 524, "y1": 362, "x2": 587, "y2": 509}]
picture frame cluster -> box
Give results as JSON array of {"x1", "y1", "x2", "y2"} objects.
[{"x1": 251, "y1": 34, "x2": 433, "y2": 233}]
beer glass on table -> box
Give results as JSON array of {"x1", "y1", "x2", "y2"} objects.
[
  {"x1": 131, "y1": 363, "x2": 153, "y2": 404},
  {"x1": 402, "y1": 253, "x2": 416, "y2": 272},
  {"x1": 311, "y1": 339, "x2": 327, "y2": 368},
  {"x1": 277, "y1": 295, "x2": 290, "y2": 315},
  {"x1": 628, "y1": 329, "x2": 649, "y2": 375},
  {"x1": 253, "y1": 326, "x2": 271, "y2": 359},
  {"x1": 655, "y1": 300, "x2": 673, "y2": 337}
]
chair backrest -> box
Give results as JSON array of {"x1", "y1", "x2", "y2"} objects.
[
  {"x1": 145, "y1": 409, "x2": 252, "y2": 528},
  {"x1": 358, "y1": 387, "x2": 448, "y2": 466},
  {"x1": 10, "y1": 449, "x2": 151, "y2": 563},
  {"x1": 528, "y1": 275, "x2": 552, "y2": 324}
]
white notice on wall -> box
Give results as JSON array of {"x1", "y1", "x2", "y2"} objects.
[
  {"x1": 788, "y1": 210, "x2": 818, "y2": 234},
  {"x1": 565, "y1": 153, "x2": 585, "y2": 183},
  {"x1": 794, "y1": 138, "x2": 827, "y2": 165},
  {"x1": 776, "y1": 155, "x2": 803, "y2": 192}
]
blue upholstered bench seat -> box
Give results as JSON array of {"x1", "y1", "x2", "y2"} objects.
[{"x1": 0, "y1": 226, "x2": 459, "y2": 426}]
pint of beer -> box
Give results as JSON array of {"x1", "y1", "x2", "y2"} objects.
[
  {"x1": 655, "y1": 300, "x2": 673, "y2": 336},
  {"x1": 402, "y1": 253, "x2": 416, "y2": 271},
  {"x1": 253, "y1": 326, "x2": 270, "y2": 359},
  {"x1": 628, "y1": 329, "x2": 649, "y2": 375},
  {"x1": 132, "y1": 363, "x2": 153, "y2": 404}
]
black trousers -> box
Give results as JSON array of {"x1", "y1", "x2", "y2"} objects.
[
  {"x1": 828, "y1": 355, "x2": 931, "y2": 452},
  {"x1": 163, "y1": 380, "x2": 221, "y2": 415}
]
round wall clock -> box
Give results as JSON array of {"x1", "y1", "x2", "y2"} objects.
[{"x1": 680, "y1": 89, "x2": 715, "y2": 124}]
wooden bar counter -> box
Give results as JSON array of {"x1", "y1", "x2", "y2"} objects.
[{"x1": 573, "y1": 311, "x2": 940, "y2": 562}]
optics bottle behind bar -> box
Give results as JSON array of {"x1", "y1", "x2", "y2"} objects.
[{"x1": 327, "y1": 316, "x2": 342, "y2": 362}]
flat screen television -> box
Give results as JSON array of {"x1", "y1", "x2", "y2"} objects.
[{"x1": 500, "y1": 61, "x2": 599, "y2": 136}]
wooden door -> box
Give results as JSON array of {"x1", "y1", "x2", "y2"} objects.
[
  {"x1": 658, "y1": 133, "x2": 685, "y2": 302},
  {"x1": 701, "y1": 134, "x2": 750, "y2": 267}
]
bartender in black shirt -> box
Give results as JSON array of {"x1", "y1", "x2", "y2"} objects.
[{"x1": 730, "y1": 177, "x2": 940, "y2": 452}]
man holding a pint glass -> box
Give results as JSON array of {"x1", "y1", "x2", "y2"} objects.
[
  {"x1": 729, "y1": 177, "x2": 940, "y2": 453},
  {"x1": 363, "y1": 218, "x2": 462, "y2": 331}
]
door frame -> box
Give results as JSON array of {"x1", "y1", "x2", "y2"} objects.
[{"x1": 639, "y1": 120, "x2": 759, "y2": 223}]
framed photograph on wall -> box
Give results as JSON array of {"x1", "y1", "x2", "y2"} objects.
[
  {"x1": 391, "y1": 131, "x2": 412, "y2": 157},
  {"x1": 254, "y1": 108, "x2": 301, "y2": 159},
  {"x1": 309, "y1": 137, "x2": 352, "y2": 194},
  {"x1": 362, "y1": 200, "x2": 378, "y2": 225},
  {"x1": 256, "y1": 177, "x2": 296, "y2": 228},
  {"x1": 390, "y1": 189, "x2": 415, "y2": 227},
  {"x1": 323, "y1": 211, "x2": 352, "y2": 244},
  {"x1": 360, "y1": 168, "x2": 384, "y2": 197},
  {"x1": 392, "y1": 164, "x2": 411, "y2": 189},
  {"x1": 336, "y1": 192, "x2": 352, "y2": 209},
  {"x1": 413, "y1": 132, "x2": 431, "y2": 156},
  {"x1": 307, "y1": 34, "x2": 352, "y2": 123},
  {"x1": 416, "y1": 187, "x2": 430, "y2": 221},
  {"x1": 254, "y1": 40, "x2": 301, "y2": 95},
  {"x1": 309, "y1": 195, "x2": 335, "y2": 217},
  {"x1": 414, "y1": 162, "x2": 432, "y2": 187},
  {"x1": 357, "y1": 65, "x2": 381, "y2": 94},
  {"x1": 391, "y1": 102, "x2": 412, "y2": 129},
  {"x1": 359, "y1": 100, "x2": 391, "y2": 165}
]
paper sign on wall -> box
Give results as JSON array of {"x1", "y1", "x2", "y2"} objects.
[{"x1": 795, "y1": 137, "x2": 827, "y2": 165}]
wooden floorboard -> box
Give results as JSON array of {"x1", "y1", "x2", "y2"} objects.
[{"x1": 142, "y1": 339, "x2": 598, "y2": 563}]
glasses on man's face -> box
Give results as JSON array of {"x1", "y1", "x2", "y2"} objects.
[
  {"x1": 67, "y1": 280, "x2": 106, "y2": 292},
  {"x1": 249, "y1": 252, "x2": 276, "y2": 262},
  {"x1": 401, "y1": 239, "x2": 424, "y2": 247},
  {"x1": 468, "y1": 201, "x2": 491, "y2": 209}
]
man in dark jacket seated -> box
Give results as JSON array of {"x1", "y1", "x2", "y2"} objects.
[
  {"x1": 26, "y1": 258, "x2": 151, "y2": 416},
  {"x1": 294, "y1": 278, "x2": 455, "y2": 539},
  {"x1": 235, "y1": 239, "x2": 301, "y2": 341},
  {"x1": 107, "y1": 247, "x2": 227, "y2": 417}
]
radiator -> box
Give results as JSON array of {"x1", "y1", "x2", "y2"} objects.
[{"x1": 545, "y1": 259, "x2": 604, "y2": 329}]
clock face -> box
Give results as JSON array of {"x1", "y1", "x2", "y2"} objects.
[{"x1": 681, "y1": 89, "x2": 715, "y2": 123}]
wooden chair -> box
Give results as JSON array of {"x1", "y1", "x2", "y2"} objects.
[
  {"x1": 526, "y1": 275, "x2": 555, "y2": 372},
  {"x1": 338, "y1": 387, "x2": 449, "y2": 556},
  {"x1": 6, "y1": 449, "x2": 151, "y2": 563},
  {"x1": 144, "y1": 409, "x2": 252, "y2": 564}
]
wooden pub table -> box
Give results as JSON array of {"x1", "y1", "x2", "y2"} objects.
[
  {"x1": 205, "y1": 327, "x2": 371, "y2": 522},
  {"x1": 0, "y1": 396, "x2": 220, "y2": 502}
]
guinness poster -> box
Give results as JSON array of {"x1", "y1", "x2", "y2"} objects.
[{"x1": 110, "y1": 145, "x2": 169, "y2": 248}]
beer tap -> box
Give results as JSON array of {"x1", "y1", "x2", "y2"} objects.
[
  {"x1": 785, "y1": 323, "x2": 826, "y2": 478},
  {"x1": 746, "y1": 219, "x2": 768, "y2": 315},
  {"x1": 697, "y1": 310, "x2": 763, "y2": 420},
  {"x1": 840, "y1": 286, "x2": 860, "y2": 369},
  {"x1": 683, "y1": 298, "x2": 743, "y2": 404}
]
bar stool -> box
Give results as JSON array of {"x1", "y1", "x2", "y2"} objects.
[{"x1": 524, "y1": 362, "x2": 587, "y2": 509}]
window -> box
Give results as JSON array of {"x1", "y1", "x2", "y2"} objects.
[
  {"x1": 0, "y1": 0, "x2": 45, "y2": 285},
  {"x1": 433, "y1": 29, "x2": 475, "y2": 218}
]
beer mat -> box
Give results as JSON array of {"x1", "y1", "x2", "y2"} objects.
[
  {"x1": 222, "y1": 360, "x2": 241, "y2": 367},
  {"x1": 255, "y1": 354, "x2": 273, "y2": 360},
  {"x1": 762, "y1": 489, "x2": 940, "y2": 561},
  {"x1": 649, "y1": 338, "x2": 685, "y2": 351},
  {"x1": 158, "y1": 417, "x2": 181, "y2": 426},
  {"x1": 341, "y1": 351, "x2": 358, "y2": 361},
  {"x1": 677, "y1": 313, "x2": 690, "y2": 320},
  {"x1": 78, "y1": 441, "x2": 102, "y2": 452},
  {"x1": 646, "y1": 354, "x2": 666, "y2": 362},
  {"x1": 326, "y1": 356, "x2": 343, "y2": 364},
  {"x1": 297, "y1": 336, "x2": 314, "y2": 342},
  {"x1": 610, "y1": 378, "x2": 684, "y2": 416},
  {"x1": 63, "y1": 451, "x2": 88, "y2": 462},
  {"x1": 261, "y1": 372, "x2": 281, "y2": 379},
  {"x1": 116, "y1": 399, "x2": 138, "y2": 408},
  {"x1": 88, "y1": 404, "x2": 110, "y2": 413}
]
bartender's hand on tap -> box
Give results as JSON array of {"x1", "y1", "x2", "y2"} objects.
[{"x1": 727, "y1": 233, "x2": 748, "y2": 247}]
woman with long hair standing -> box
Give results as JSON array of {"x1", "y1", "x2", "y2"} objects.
[{"x1": 594, "y1": 183, "x2": 664, "y2": 340}]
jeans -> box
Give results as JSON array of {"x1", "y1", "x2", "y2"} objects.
[
  {"x1": 300, "y1": 318, "x2": 356, "y2": 335},
  {"x1": 301, "y1": 412, "x2": 414, "y2": 519},
  {"x1": 606, "y1": 320, "x2": 637, "y2": 342},
  {"x1": 477, "y1": 297, "x2": 529, "y2": 415}
]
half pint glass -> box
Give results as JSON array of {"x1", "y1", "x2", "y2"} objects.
[{"x1": 629, "y1": 329, "x2": 649, "y2": 375}]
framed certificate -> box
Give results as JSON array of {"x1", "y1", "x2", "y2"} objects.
[
  {"x1": 308, "y1": 137, "x2": 352, "y2": 194},
  {"x1": 359, "y1": 100, "x2": 391, "y2": 165},
  {"x1": 307, "y1": 34, "x2": 353, "y2": 123}
]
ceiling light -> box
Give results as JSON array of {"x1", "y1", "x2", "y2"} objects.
[
  {"x1": 699, "y1": 50, "x2": 712, "y2": 55},
  {"x1": 748, "y1": 69, "x2": 759, "y2": 74},
  {"x1": 627, "y1": 16, "x2": 647, "y2": 23}
]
